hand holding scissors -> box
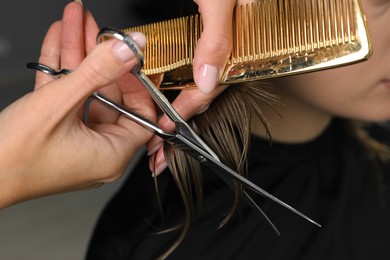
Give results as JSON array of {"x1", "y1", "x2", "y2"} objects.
[{"x1": 28, "y1": 27, "x2": 321, "y2": 234}]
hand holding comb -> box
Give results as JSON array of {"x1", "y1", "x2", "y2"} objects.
[{"x1": 124, "y1": 0, "x2": 372, "y2": 90}]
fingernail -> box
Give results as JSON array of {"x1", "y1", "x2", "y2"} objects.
[
  {"x1": 111, "y1": 32, "x2": 146, "y2": 63},
  {"x1": 74, "y1": 0, "x2": 83, "y2": 5},
  {"x1": 111, "y1": 40, "x2": 134, "y2": 62},
  {"x1": 128, "y1": 32, "x2": 147, "y2": 49},
  {"x1": 152, "y1": 161, "x2": 168, "y2": 177},
  {"x1": 147, "y1": 142, "x2": 163, "y2": 156},
  {"x1": 197, "y1": 64, "x2": 220, "y2": 94}
]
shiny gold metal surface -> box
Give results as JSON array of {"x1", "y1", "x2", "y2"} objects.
[{"x1": 124, "y1": 0, "x2": 371, "y2": 90}]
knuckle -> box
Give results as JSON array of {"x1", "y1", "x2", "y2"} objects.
[
  {"x1": 201, "y1": 33, "x2": 232, "y2": 57},
  {"x1": 61, "y1": 38, "x2": 80, "y2": 52},
  {"x1": 80, "y1": 57, "x2": 112, "y2": 87},
  {"x1": 39, "y1": 48, "x2": 59, "y2": 62},
  {"x1": 187, "y1": 91, "x2": 214, "y2": 115}
]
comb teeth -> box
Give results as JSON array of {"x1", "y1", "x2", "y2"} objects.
[
  {"x1": 233, "y1": 0, "x2": 356, "y2": 63},
  {"x1": 125, "y1": 15, "x2": 202, "y2": 75},
  {"x1": 124, "y1": 0, "x2": 370, "y2": 89}
]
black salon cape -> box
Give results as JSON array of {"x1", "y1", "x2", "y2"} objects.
[{"x1": 86, "y1": 121, "x2": 390, "y2": 260}]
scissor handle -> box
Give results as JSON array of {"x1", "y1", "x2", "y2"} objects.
[
  {"x1": 96, "y1": 27, "x2": 145, "y2": 75},
  {"x1": 26, "y1": 62, "x2": 71, "y2": 76},
  {"x1": 95, "y1": 28, "x2": 220, "y2": 159},
  {"x1": 96, "y1": 28, "x2": 181, "y2": 121}
]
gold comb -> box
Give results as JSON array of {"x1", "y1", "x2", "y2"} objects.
[{"x1": 124, "y1": 0, "x2": 371, "y2": 90}]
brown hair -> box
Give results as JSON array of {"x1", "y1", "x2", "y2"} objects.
[{"x1": 155, "y1": 82, "x2": 390, "y2": 259}]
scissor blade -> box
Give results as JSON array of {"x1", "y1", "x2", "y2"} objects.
[
  {"x1": 135, "y1": 72, "x2": 220, "y2": 160},
  {"x1": 97, "y1": 28, "x2": 221, "y2": 161},
  {"x1": 91, "y1": 92, "x2": 165, "y2": 135},
  {"x1": 86, "y1": 92, "x2": 281, "y2": 234},
  {"x1": 173, "y1": 134, "x2": 321, "y2": 228}
]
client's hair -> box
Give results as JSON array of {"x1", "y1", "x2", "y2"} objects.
[{"x1": 155, "y1": 81, "x2": 390, "y2": 259}]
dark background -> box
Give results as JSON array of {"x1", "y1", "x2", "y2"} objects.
[{"x1": 0, "y1": 0, "x2": 143, "y2": 109}]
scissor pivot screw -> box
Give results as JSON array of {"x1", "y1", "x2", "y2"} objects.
[{"x1": 197, "y1": 155, "x2": 207, "y2": 163}]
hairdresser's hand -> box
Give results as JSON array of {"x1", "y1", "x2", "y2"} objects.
[
  {"x1": 146, "y1": 0, "x2": 242, "y2": 175},
  {"x1": 0, "y1": 2, "x2": 155, "y2": 209}
]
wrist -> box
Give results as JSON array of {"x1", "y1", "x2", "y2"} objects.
[
  {"x1": 0, "y1": 167, "x2": 25, "y2": 209},
  {"x1": 0, "y1": 151, "x2": 34, "y2": 209}
]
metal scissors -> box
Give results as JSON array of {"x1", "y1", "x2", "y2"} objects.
[{"x1": 27, "y1": 27, "x2": 321, "y2": 234}]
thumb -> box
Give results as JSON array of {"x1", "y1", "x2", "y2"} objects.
[
  {"x1": 38, "y1": 31, "x2": 146, "y2": 114},
  {"x1": 193, "y1": 0, "x2": 235, "y2": 94},
  {"x1": 63, "y1": 31, "x2": 147, "y2": 102}
]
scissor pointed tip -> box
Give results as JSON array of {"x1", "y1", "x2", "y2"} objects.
[{"x1": 312, "y1": 221, "x2": 322, "y2": 228}]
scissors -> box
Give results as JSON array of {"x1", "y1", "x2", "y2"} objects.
[{"x1": 27, "y1": 27, "x2": 321, "y2": 235}]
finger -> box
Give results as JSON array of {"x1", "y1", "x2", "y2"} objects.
[
  {"x1": 114, "y1": 72, "x2": 157, "y2": 151},
  {"x1": 119, "y1": 74, "x2": 156, "y2": 121},
  {"x1": 146, "y1": 85, "x2": 227, "y2": 173},
  {"x1": 76, "y1": 8, "x2": 107, "y2": 122},
  {"x1": 25, "y1": 33, "x2": 153, "y2": 190},
  {"x1": 149, "y1": 148, "x2": 168, "y2": 177},
  {"x1": 193, "y1": 0, "x2": 235, "y2": 94},
  {"x1": 35, "y1": 33, "x2": 147, "y2": 126},
  {"x1": 160, "y1": 86, "x2": 226, "y2": 133},
  {"x1": 85, "y1": 32, "x2": 148, "y2": 124},
  {"x1": 36, "y1": 21, "x2": 62, "y2": 89},
  {"x1": 84, "y1": 9, "x2": 99, "y2": 54},
  {"x1": 60, "y1": 1, "x2": 85, "y2": 71}
]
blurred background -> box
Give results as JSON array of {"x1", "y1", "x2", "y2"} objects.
[
  {"x1": 0, "y1": 1, "x2": 144, "y2": 260},
  {"x1": 0, "y1": 0, "x2": 145, "y2": 108}
]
